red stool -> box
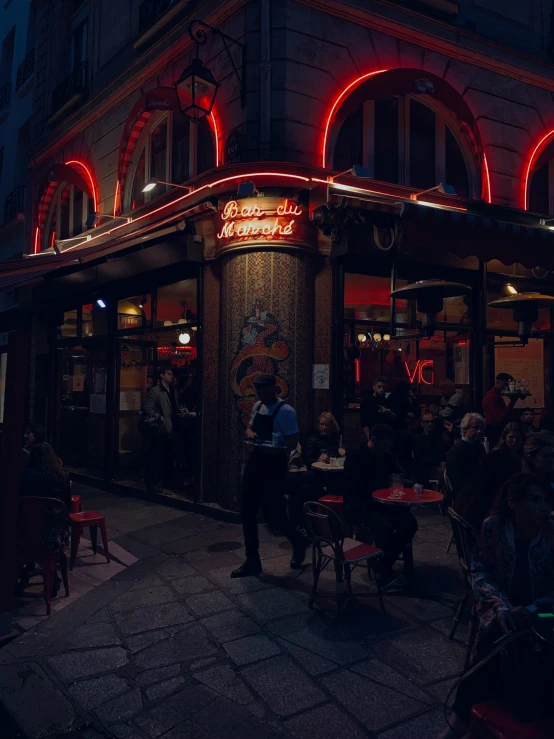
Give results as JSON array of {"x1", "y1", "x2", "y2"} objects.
[
  {"x1": 70, "y1": 511, "x2": 110, "y2": 570},
  {"x1": 471, "y1": 702, "x2": 554, "y2": 738},
  {"x1": 318, "y1": 494, "x2": 344, "y2": 511},
  {"x1": 70, "y1": 495, "x2": 82, "y2": 514}
]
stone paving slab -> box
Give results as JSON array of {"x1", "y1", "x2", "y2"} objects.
[
  {"x1": 133, "y1": 622, "x2": 220, "y2": 669},
  {"x1": 241, "y1": 655, "x2": 326, "y2": 717},
  {"x1": 285, "y1": 702, "x2": 368, "y2": 739},
  {"x1": 184, "y1": 591, "x2": 235, "y2": 617},
  {"x1": 68, "y1": 674, "x2": 131, "y2": 710},
  {"x1": 112, "y1": 601, "x2": 194, "y2": 635},
  {"x1": 223, "y1": 634, "x2": 281, "y2": 666},
  {"x1": 201, "y1": 609, "x2": 260, "y2": 643},
  {"x1": 194, "y1": 664, "x2": 254, "y2": 704},
  {"x1": 47, "y1": 646, "x2": 129, "y2": 681},
  {"x1": 66, "y1": 621, "x2": 122, "y2": 648}
]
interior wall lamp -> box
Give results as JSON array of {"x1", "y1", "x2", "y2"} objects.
[
  {"x1": 174, "y1": 19, "x2": 245, "y2": 123},
  {"x1": 410, "y1": 182, "x2": 457, "y2": 200},
  {"x1": 86, "y1": 212, "x2": 131, "y2": 229},
  {"x1": 142, "y1": 179, "x2": 193, "y2": 194}
]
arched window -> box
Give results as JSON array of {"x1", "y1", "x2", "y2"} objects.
[
  {"x1": 126, "y1": 111, "x2": 215, "y2": 211},
  {"x1": 527, "y1": 152, "x2": 554, "y2": 214},
  {"x1": 44, "y1": 181, "x2": 92, "y2": 250},
  {"x1": 334, "y1": 94, "x2": 474, "y2": 198}
]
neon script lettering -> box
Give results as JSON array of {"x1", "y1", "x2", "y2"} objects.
[{"x1": 217, "y1": 199, "x2": 302, "y2": 240}]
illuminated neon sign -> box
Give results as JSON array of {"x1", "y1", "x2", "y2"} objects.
[
  {"x1": 404, "y1": 360, "x2": 434, "y2": 385},
  {"x1": 217, "y1": 199, "x2": 303, "y2": 240}
]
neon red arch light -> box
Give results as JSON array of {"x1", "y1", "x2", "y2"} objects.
[
  {"x1": 523, "y1": 129, "x2": 554, "y2": 210},
  {"x1": 65, "y1": 160, "x2": 98, "y2": 212},
  {"x1": 322, "y1": 70, "x2": 389, "y2": 169}
]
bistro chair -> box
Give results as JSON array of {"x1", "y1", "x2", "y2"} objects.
[
  {"x1": 444, "y1": 470, "x2": 455, "y2": 553},
  {"x1": 303, "y1": 501, "x2": 385, "y2": 613},
  {"x1": 70, "y1": 511, "x2": 110, "y2": 570},
  {"x1": 448, "y1": 507, "x2": 480, "y2": 670},
  {"x1": 470, "y1": 702, "x2": 554, "y2": 738},
  {"x1": 17, "y1": 496, "x2": 70, "y2": 616}
]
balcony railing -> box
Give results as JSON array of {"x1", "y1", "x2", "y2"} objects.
[
  {"x1": 16, "y1": 49, "x2": 35, "y2": 91},
  {"x1": 51, "y1": 61, "x2": 87, "y2": 117},
  {"x1": 4, "y1": 186, "x2": 25, "y2": 224},
  {"x1": 0, "y1": 82, "x2": 11, "y2": 113},
  {"x1": 138, "y1": 0, "x2": 180, "y2": 35}
]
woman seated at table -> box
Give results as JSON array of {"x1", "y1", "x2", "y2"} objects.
[
  {"x1": 303, "y1": 412, "x2": 344, "y2": 466},
  {"x1": 21, "y1": 443, "x2": 72, "y2": 511},
  {"x1": 344, "y1": 424, "x2": 418, "y2": 585},
  {"x1": 454, "y1": 422, "x2": 524, "y2": 532},
  {"x1": 438, "y1": 472, "x2": 554, "y2": 738}
]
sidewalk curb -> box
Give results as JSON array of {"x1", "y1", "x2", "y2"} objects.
[{"x1": 69, "y1": 473, "x2": 241, "y2": 524}]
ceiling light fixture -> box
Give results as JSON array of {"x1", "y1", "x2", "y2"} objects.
[{"x1": 178, "y1": 331, "x2": 191, "y2": 345}]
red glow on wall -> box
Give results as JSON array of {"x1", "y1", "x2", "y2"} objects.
[
  {"x1": 114, "y1": 180, "x2": 120, "y2": 217},
  {"x1": 523, "y1": 130, "x2": 554, "y2": 210},
  {"x1": 65, "y1": 160, "x2": 98, "y2": 212},
  {"x1": 483, "y1": 152, "x2": 491, "y2": 204},
  {"x1": 404, "y1": 360, "x2": 434, "y2": 385},
  {"x1": 33, "y1": 227, "x2": 40, "y2": 255},
  {"x1": 209, "y1": 111, "x2": 220, "y2": 167}
]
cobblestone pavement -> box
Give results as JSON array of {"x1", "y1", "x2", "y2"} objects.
[{"x1": 0, "y1": 484, "x2": 466, "y2": 739}]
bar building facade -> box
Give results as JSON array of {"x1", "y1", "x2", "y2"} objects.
[{"x1": 2, "y1": 0, "x2": 554, "y2": 510}]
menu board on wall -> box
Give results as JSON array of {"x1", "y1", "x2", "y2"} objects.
[
  {"x1": 120, "y1": 390, "x2": 142, "y2": 411},
  {"x1": 494, "y1": 338, "x2": 544, "y2": 408}
]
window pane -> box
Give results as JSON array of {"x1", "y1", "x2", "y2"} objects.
[
  {"x1": 156, "y1": 279, "x2": 198, "y2": 327},
  {"x1": 344, "y1": 273, "x2": 408, "y2": 323},
  {"x1": 529, "y1": 161, "x2": 549, "y2": 213},
  {"x1": 374, "y1": 97, "x2": 399, "y2": 183},
  {"x1": 83, "y1": 302, "x2": 109, "y2": 336},
  {"x1": 150, "y1": 119, "x2": 168, "y2": 184},
  {"x1": 197, "y1": 117, "x2": 215, "y2": 174},
  {"x1": 118, "y1": 295, "x2": 152, "y2": 330},
  {"x1": 60, "y1": 184, "x2": 71, "y2": 240},
  {"x1": 73, "y1": 187, "x2": 84, "y2": 235},
  {"x1": 46, "y1": 208, "x2": 57, "y2": 250},
  {"x1": 409, "y1": 99, "x2": 436, "y2": 189},
  {"x1": 130, "y1": 149, "x2": 146, "y2": 210},
  {"x1": 172, "y1": 112, "x2": 190, "y2": 184},
  {"x1": 445, "y1": 126, "x2": 470, "y2": 199},
  {"x1": 333, "y1": 106, "x2": 363, "y2": 172},
  {"x1": 58, "y1": 309, "x2": 78, "y2": 338}
]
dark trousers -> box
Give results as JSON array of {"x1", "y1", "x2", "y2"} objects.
[
  {"x1": 146, "y1": 434, "x2": 174, "y2": 489},
  {"x1": 365, "y1": 508, "x2": 418, "y2": 571},
  {"x1": 241, "y1": 451, "x2": 298, "y2": 561}
]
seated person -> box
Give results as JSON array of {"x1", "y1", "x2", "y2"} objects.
[
  {"x1": 344, "y1": 424, "x2": 418, "y2": 584},
  {"x1": 412, "y1": 413, "x2": 446, "y2": 486},
  {"x1": 438, "y1": 473, "x2": 554, "y2": 738},
  {"x1": 520, "y1": 407, "x2": 538, "y2": 435},
  {"x1": 387, "y1": 379, "x2": 421, "y2": 431},
  {"x1": 455, "y1": 422, "x2": 523, "y2": 531},
  {"x1": 303, "y1": 412, "x2": 343, "y2": 466},
  {"x1": 21, "y1": 443, "x2": 72, "y2": 512},
  {"x1": 22, "y1": 421, "x2": 47, "y2": 468}
]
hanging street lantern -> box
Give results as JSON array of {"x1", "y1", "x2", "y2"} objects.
[{"x1": 174, "y1": 57, "x2": 220, "y2": 122}]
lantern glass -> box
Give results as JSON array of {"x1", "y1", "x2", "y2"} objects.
[{"x1": 174, "y1": 57, "x2": 219, "y2": 122}]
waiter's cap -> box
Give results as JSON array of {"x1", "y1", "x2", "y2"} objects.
[{"x1": 252, "y1": 373, "x2": 277, "y2": 387}]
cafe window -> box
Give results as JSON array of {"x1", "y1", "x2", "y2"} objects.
[
  {"x1": 157, "y1": 279, "x2": 198, "y2": 328},
  {"x1": 44, "y1": 182, "x2": 92, "y2": 250},
  {"x1": 344, "y1": 274, "x2": 409, "y2": 323},
  {"x1": 126, "y1": 112, "x2": 215, "y2": 211},
  {"x1": 334, "y1": 95, "x2": 474, "y2": 198},
  {"x1": 117, "y1": 294, "x2": 152, "y2": 331}
]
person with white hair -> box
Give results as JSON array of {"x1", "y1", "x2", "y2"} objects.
[
  {"x1": 445, "y1": 412, "x2": 487, "y2": 500},
  {"x1": 436, "y1": 380, "x2": 466, "y2": 425}
]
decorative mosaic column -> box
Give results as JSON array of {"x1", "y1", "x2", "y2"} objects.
[{"x1": 218, "y1": 249, "x2": 314, "y2": 509}]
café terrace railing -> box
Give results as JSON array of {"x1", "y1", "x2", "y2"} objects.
[
  {"x1": 16, "y1": 49, "x2": 35, "y2": 91},
  {"x1": 4, "y1": 185, "x2": 25, "y2": 224},
  {"x1": 51, "y1": 61, "x2": 87, "y2": 117},
  {"x1": 138, "y1": 0, "x2": 181, "y2": 36}
]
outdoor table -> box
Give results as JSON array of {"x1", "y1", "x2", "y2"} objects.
[
  {"x1": 371, "y1": 487, "x2": 444, "y2": 584},
  {"x1": 372, "y1": 487, "x2": 444, "y2": 507},
  {"x1": 311, "y1": 461, "x2": 345, "y2": 472}
]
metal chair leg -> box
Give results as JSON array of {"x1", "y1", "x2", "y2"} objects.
[
  {"x1": 309, "y1": 545, "x2": 320, "y2": 608},
  {"x1": 446, "y1": 532, "x2": 454, "y2": 554},
  {"x1": 464, "y1": 598, "x2": 478, "y2": 671},
  {"x1": 334, "y1": 559, "x2": 346, "y2": 611},
  {"x1": 449, "y1": 585, "x2": 470, "y2": 640},
  {"x1": 374, "y1": 557, "x2": 386, "y2": 611}
]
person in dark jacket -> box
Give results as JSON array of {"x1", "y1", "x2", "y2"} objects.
[
  {"x1": 454, "y1": 422, "x2": 524, "y2": 531},
  {"x1": 360, "y1": 376, "x2": 396, "y2": 439},
  {"x1": 143, "y1": 368, "x2": 180, "y2": 491},
  {"x1": 446, "y1": 413, "x2": 487, "y2": 501},
  {"x1": 387, "y1": 380, "x2": 421, "y2": 431},
  {"x1": 303, "y1": 412, "x2": 343, "y2": 466},
  {"x1": 345, "y1": 424, "x2": 418, "y2": 583},
  {"x1": 413, "y1": 413, "x2": 446, "y2": 486},
  {"x1": 22, "y1": 421, "x2": 47, "y2": 468}
]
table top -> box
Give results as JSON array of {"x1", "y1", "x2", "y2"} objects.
[
  {"x1": 311, "y1": 461, "x2": 345, "y2": 472},
  {"x1": 372, "y1": 487, "x2": 444, "y2": 506}
]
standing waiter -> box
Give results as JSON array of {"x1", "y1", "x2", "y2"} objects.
[{"x1": 231, "y1": 373, "x2": 307, "y2": 578}]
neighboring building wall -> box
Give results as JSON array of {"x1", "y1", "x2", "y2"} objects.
[{"x1": 0, "y1": 0, "x2": 35, "y2": 287}]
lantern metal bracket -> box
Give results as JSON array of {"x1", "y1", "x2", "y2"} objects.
[{"x1": 189, "y1": 20, "x2": 246, "y2": 108}]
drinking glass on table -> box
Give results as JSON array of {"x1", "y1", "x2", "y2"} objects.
[{"x1": 389, "y1": 474, "x2": 403, "y2": 497}]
